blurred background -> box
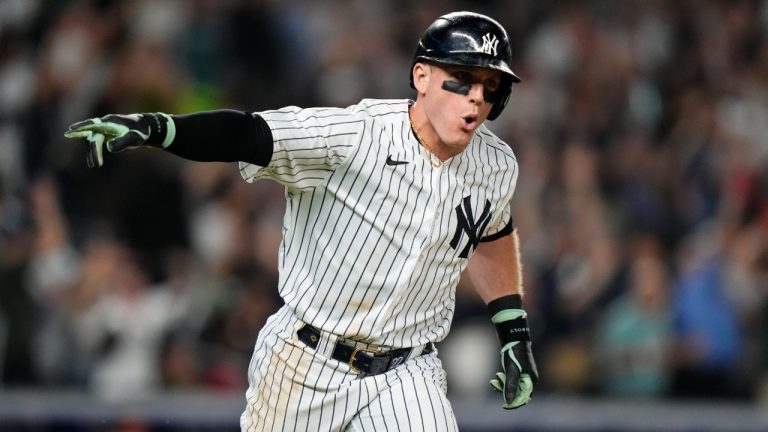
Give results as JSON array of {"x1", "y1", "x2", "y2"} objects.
[{"x1": 1, "y1": 0, "x2": 768, "y2": 431}]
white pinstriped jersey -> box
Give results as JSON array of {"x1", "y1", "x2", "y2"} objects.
[{"x1": 239, "y1": 98, "x2": 518, "y2": 348}]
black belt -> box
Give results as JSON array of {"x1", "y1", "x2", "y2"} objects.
[{"x1": 297, "y1": 324, "x2": 434, "y2": 376}]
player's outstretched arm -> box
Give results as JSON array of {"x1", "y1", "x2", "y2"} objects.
[
  {"x1": 64, "y1": 110, "x2": 273, "y2": 168},
  {"x1": 466, "y1": 231, "x2": 539, "y2": 409}
]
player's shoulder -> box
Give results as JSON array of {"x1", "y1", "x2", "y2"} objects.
[
  {"x1": 474, "y1": 124, "x2": 517, "y2": 165},
  {"x1": 258, "y1": 99, "x2": 408, "y2": 124},
  {"x1": 346, "y1": 98, "x2": 410, "y2": 121}
]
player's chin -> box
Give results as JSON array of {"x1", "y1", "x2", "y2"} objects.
[
  {"x1": 440, "y1": 123, "x2": 475, "y2": 148},
  {"x1": 454, "y1": 126, "x2": 476, "y2": 144},
  {"x1": 445, "y1": 134, "x2": 473, "y2": 150}
]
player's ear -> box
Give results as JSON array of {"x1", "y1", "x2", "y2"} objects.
[{"x1": 412, "y1": 62, "x2": 430, "y2": 94}]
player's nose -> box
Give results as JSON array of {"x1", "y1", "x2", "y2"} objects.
[{"x1": 467, "y1": 83, "x2": 486, "y2": 104}]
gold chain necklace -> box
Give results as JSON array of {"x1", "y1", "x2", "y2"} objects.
[{"x1": 408, "y1": 111, "x2": 444, "y2": 168}]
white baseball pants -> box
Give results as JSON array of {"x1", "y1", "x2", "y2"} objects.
[{"x1": 240, "y1": 305, "x2": 459, "y2": 431}]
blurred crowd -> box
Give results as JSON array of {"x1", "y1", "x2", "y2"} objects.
[{"x1": 1, "y1": 0, "x2": 767, "y2": 405}]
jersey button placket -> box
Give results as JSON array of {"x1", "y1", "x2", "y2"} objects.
[{"x1": 426, "y1": 162, "x2": 449, "y2": 237}]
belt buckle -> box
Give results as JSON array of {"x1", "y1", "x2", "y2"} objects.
[{"x1": 349, "y1": 347, "x2": 378, "y2": 373}]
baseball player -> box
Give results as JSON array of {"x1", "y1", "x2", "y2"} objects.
[{"x1": 65, "y1": 11, "x2": 538, "y2": 431}]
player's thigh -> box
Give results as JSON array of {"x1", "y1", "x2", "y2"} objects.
[
  {"x1": 241, "y1": 308, "x2": 321, "y2": 431},
  {"x1": 241, "y1": 309, "x2": 356, "y2": 432},
  {"x1": 347, "y1": 355, "x2": 459, "y2": 432}
]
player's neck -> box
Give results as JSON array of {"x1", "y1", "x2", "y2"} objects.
[{"x1": 408, "y1": 105, "x2": 456, "y2": 162}]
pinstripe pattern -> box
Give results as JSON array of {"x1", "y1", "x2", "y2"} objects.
[
  {"x1": 238, "y1": 99, "x2": 517, "y2": 347},
  {"x1": 240, "y1": 306, "x2": 458, "y2": 432},
  {"x1": 238, "y1": 98, "x2": 517, "y2": 430}
]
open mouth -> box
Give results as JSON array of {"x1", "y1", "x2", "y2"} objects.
[{"x1": 462, "y1": 114, "x2": 478, "y2": 130}]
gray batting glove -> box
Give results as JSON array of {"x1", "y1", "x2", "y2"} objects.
[
  {"x1": 64, "y1": 113, "x2": 175, "y2": 167},
  {"x1": 490, "y1": 308, "x2": 539, "y2": 409}
]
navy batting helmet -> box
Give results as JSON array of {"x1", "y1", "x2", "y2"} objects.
[{"x1": 410, "y1": 11, "x2": 519, "y2": 121}]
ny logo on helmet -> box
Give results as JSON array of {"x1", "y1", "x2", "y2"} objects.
[{"x1": 480, "y1": 33, "x2": 499, "y2": 56}]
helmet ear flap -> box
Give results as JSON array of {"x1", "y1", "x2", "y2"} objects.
[{"x1": 487, "y1": 77, "x2": 513, "y2": 121}]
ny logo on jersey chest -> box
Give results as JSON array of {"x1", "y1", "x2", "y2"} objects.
[{"x1": 450, "y1": 196, "x2": 492, "y2": 259}]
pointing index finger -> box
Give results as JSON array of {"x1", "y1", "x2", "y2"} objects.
[{"x1": 68, "y1": 118, "x2": 100, "y2": 131}]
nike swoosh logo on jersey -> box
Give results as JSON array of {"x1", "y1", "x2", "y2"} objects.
[{"x1": 386, "y1": 155, "x2": 409, "y2": 166}]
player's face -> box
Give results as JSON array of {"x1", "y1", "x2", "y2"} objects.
[{"x1": 420, "y1": 64, "x2": 502, "y2": 150}]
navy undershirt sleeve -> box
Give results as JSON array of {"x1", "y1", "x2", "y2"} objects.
[{"x1": 164, "y1": 110, "x2": 273, "y2": 166}]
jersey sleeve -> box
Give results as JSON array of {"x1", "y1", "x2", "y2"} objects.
[
  {"x1": 481, "y1": 153, "x2": 519, "y2": 242},
  {"x1": 480, "y1": 203, "x2": 514, "y2": 242},
  {"x1": 238, "y1": 105, "x2": 365, "y2": 191}
]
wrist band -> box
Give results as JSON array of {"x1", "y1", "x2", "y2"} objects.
[{"x1": 487, "y1": 293, "x2": 523, "y2": 316}]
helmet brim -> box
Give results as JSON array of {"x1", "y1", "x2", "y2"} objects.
[{"x1": 415, "y1": 54, "x2": 521, "y2": 83}]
